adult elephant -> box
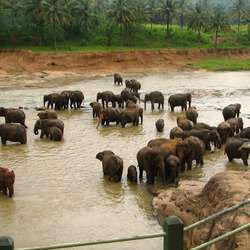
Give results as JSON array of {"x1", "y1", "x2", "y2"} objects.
[
  {"x1": 37, "y1": 109, "x2": 58, "y2": 120},
  {"x1": 217, "y1": 121, "x2": 231, "y2": 144},
  {"x1": 136, "y1": 146, "x2": 165, "y2": 185},
  {"x1": 168, "y1": 93, "x2": 192, "y2": 112},
  {"x1": 90, "y1": 102, "x2": 103, "y2": 118},
  {"x1": 120, "y1": 88, "x2": 131, "y2": 108},
  {"x1": 225, "y1": 137, "x2": 250, "y2": 166},
  {"x1": 222, "y1": 103, "x2": 241, "y2": 121},
  {"x1": 165, "y1": 155, "x2": 180, "y2": 185},
  {"x1": 176, "y1": 136, "x2": 205, "y2": 171},
  {"x1": 47, "y1": 126, "x2": 63, "y2": 141},
  {"x1": 114, "y1": 73, "x2": 123, "y2": 85},
  {"x1": 96, "y1": 150, "x2": 123, "y2": 182},
  {"x1": 119, "y1": 108, "x2": 143, "y2": 128},
  {"x1": 155, "y1": 119, "x2": 164, "y2": 132},
  {"x1": 186, "y1": 106, "x2": 198, "y2": 124},
  {"x1": 34, "y1": 119, "x2": 64, "y2": 139},
  {"x1": 96, "y1": 107, "x2": 121, "y2": 129},
  {"x1": 0, "y1": 107, "x2": 27, "y2": 128},
  {"x1": 144, "y1": 91, "x2": 164, "y2": 110},
  {"x1": 96, "y1": 91, "x2": 115, "y2": 108},
  {"x1": 0, "y1": 167, "x2": 15, "y2": 197},
  {"x1": 147, "y1": 138, "x2": 169, "y2": 148},
  {"x1": 43, "y1": 93, "x2": 59, "y2": 109},
  {"x1": 51, "y1": 92, "x2": 69, "y2": 110},
  {"x1": 130, "y1": 79, "x2": 141, "y2": 93},
  {"x1": 193, "y1": 122, "x2": 217, "y2": 130},
  {"x1": 73, "y1": 90, "x2": 84, "y2": 109},
  {"x1": 238, "y1": 127, "x2": 250, "y2": 139},
  {"x1": 0, "y1": 123, "x2": 27, "y2": 145},
  {"x1": 226, "y1": 117, "x2": 244, "y2": 136}
]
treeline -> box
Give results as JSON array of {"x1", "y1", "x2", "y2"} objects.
[{"x1": 0, "y1": 0, "x2": 249, "y2": 51}]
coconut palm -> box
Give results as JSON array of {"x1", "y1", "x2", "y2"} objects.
[{"x1": 177, "y1": 0, "x2": 189, "y2": 29}]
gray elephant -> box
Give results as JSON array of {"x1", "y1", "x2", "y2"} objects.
[
  {"x1": 226, "y1": 117, "x2": 244, "y2": 136},
  {"x1": 120, "y1": 88, "x2": 131, "y2": 108},
  {"x1": 0, "y1": 107, "x2": 27, "y2": 128},
  {"x1": 114, "y1": 73, "x2": 123, "y2": 85},
  {"x1": 97, "y1": 90, "x2": 115, "y2": 108},
  {"x1": 96, "y1": 150, "x2": 123, "y2": 182},
  {"x1": 0, "y1": 123, "x2": 27, "y2": 145},
  {"x1": 168, "y1": 93, "x2": 192, "y2": 112},
  {"x1": 43, "y1": 93, "x2": 59, "y2": 109},
  {"x1": 119, "y1": 108, "x2": 143, "y2": 128},
  {"x1": 47, "y1": 126, "x2": 63, "y2": 141},
  {"x1": 238, "y1": 127, "x2": 250, "y2": 139},
  {"x1": 127, "y1": 165, "x2": 138, "y2": 183},
  {"x1": 90, "y1": 102, "x2": 103, "y2": 118},
  {"x1": 186, "y1": 106, "x2": 198, "y2": 124},
  {"x1": 0, "y1": 167, "x2": 15, "y2": 197},
  {"x1": 225, "y1": 137, "x2": 250, "y2": 166},
  {"x1": 34, "y1": 119, "x2": 64, "y2": 139},
  {"x1": 165, "y1": 155, "x2": 180, "y2": 185},
  {"x1": 72, "y1": 90, "x2": 84, "y2": 109},
  {"x1": 222, "y1": 103, "x2": 241, "y2": 121},
  {"x1": 193, "y1": 122, "x2": 217, "y2": 130},
  {"x1": 144, "y1": 91, "x2": 164, "y2": 110},
  {"x1": 217, "y1": 121, "x2": 231, "y2": 144},
  {"x1": 37, "y1": 109, "x2": 58, "y2": 120},
  {"x1": 130, "y1": 79, "x2": 141, "y2": 93},
  {"x1": 52, "y1": 92, "x2": 70, "y2": 110},
  {"x1": 155, "y1": 119, "x2": 165, "y2": 132},
  {"x1": 96, "y1": 107, "x2": 121, "y2": 129}
]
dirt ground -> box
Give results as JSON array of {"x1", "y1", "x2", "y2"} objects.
[{"x1": 0, "y1": 48, "x2": 249, "y2": 89}]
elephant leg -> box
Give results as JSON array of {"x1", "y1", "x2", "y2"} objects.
[
  {"x1": 242, "y1": 152, "x2": 249, "y2": 166},
  {"x1": 1, "y1": 137, "x2": 6, "y2": 145},
  {"x1": 151, "y1": 102, "x2": 154, "y2": 110}
]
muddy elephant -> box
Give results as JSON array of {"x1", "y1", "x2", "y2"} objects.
[
  {"x1": 90, "y1": 102, "x2": 103, "y2": 118},
  {"x1": 34, "y1": 119, "x2": 64, "y2": 139},
  {"x1": 96, "y1": 107, "x2": 121, "y2": 129},
  {"x1": 96, "y1": 91, "x2": 115, "y2": 108},
  {"x1": 226, "y1": 117, "x2": 244, "y2": 136},
  {"x1": 177, "y1": 114, "x2": 194, "y2": 131},
  {"x1": 119, "y1": 108, "x2": 143, "y2": 128},
  {"x1": 186, "y1": 106, "x2": 198, "y2": 124},
  {"x1": 47, "y1": 126, "x2": 63, "y2": 141},
  {"x1": 176, "y1": 136, "x2": 205, "y2": 171},
  {"x1": 144, "y1": 91, "x2": 164, "y2": 110},
  {"x1": 114, "y1": 73, "x2": 123, "y2": 85},
  {"x1": 0, "y1": 167, "x2": 15, "y2": 197},
  {"x1": 222, "y1": 103, "x2": 241, "y2": 121},
  {"x1": 127, "y1": 165, "x2": 138, "y2": 183},
  {"x1": 168, "y1": 93, "x2": 192, "y2": 112},
  {"x1": 37, "y1": 109, "x2": 58, "y2": 120},
  {"x1": 155, "y1": 119, "x2": 165, "y2": 132},
  {"x1": 217, "y1": 121, "x2": 231, "y2": 144},
  {"x1": 96, "y1": 150, "x2": 123, "y2": 182},
  {"x1": 136, "y1": 146, "x2": 165, "y2": 185},
  {"x1": 225, "y1": 138, "x2": 250, "y2": 166},
  {"x1": 165, "y1": 155, "x2": 180, "y2": 185},
  {"x1": 0, "y1": 107, "x2": 27, "y2": 128},
  {"x1": 0, "y1": 123, "x2": 27, "y2": 145},
  {"x1": 169, "y1": 126, "x2": 187, "y2": 140}
]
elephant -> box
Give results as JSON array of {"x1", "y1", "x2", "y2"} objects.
[
  {"x1": 113, "y1": 94, "x2": 123, "y2": 108},
  {"x1": 120, "y1": 88, "x2": 131, "y2": 108},
  {"x1": 177, "y1": 114, "x2": 194, "y2": 131},
  {"x1": 225, "y1": 137, "x2": 250, "y2": 166},
  {"x1": 52, "y1": 92, "x2": 70, "y2": 110},
  {"x1": 47, "y1": 126, "x2": 63, "y2": 141},
  {"x1": 136, "y1": 146, "x2": 165, "y2": 185},
  {"x1": 119, "y1": 108, "x2": 143, "y2": 128},
  {"x1": 96, "y1": 150, "x2": 123, "y2": 182},
  {"x1": 0, "y1": 123, "x2": 27, "y2": 145},
  {"x1": 155, "y1": 119, "x2": 165, "y2": 132},
  {"x1": 147, "y1": 138, "x2": 169, "y2": 148},
  {"x1": 169, "y1": 126, "x2": 187, "y2": 140},
  {"x1": 238, "y1": 127, "x2": 250, "y2": 139},
  {"x1": 168, "y1": 93, "x2": 192, "y2": 112},
  {"x1": 187, "y1": 128, "x2": 222, "y2": 151},
  {"x1": 222, "y1": 103, "x2": 241, "y2": 121},
  {"x1": 193, "y1": 122, "x2": 217, "y2": 130},
  {"x1": 186, "y1": 106, "x2": 198, "y2": 124},
  {"x1": 72, "y1": 90, "x2": 84, "y2": 109},
  {"x1": 0, "y1": 107, "x2": 27, "y2": 128},
  {"x1": 43, "y1": 93, "x2": 59, "y2": 109},
  {"x1": 130, "y1": 79, "x2": 141, "y2": 93},
  {"x1": 176, "y1": 136, "x2": 205, "y2": 171},
  {"x1": 90, "y1": 102, "x2": 103, "y2": 118},
  {"x1": 114, "y1": 73, "x2": 123, "y2": 85},
  {"x1": 127, "y1": 165, "x2": 138, "y2": 183},
  {"x1": 217, "y1": 121, "x2": 231, "y2": 144},
  {"x1": 0, "y1": 167, "x2": 15, "y2": 197},
  {"x1": 126, "y1": 100, "x2": 138, "y2": 109},
  {"x1": 34, "y1": 119, "x2": 64, "y2": 139},
  {"x1": 144, "y1": 91, "x2": 164, "y2": 110},
  {"x1": 165, "y1": 155, "x2": 180, "y2": 185},
  {"x1": 226, "y1": 117, "x2": 244, "y2": 136},
  {"x1": 37, "y1": 109, "x2": 58, "y2": 120},
  {"x1": 96, "y1": 107, "x2": 121, "y2": 129},
  {"x1": 96, "y1": 91, "x2": 115, "y2": 108}
]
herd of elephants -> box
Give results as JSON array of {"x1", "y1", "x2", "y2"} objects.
[{"x1": 0, "y1": 73, "x2": 250, "y2": 199}]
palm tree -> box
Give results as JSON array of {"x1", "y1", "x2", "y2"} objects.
[
  {"x1": 147, "y1": 0, "x2": 157, "y2": 32},
  {"x1": 42, "y1": 0, "x2": 71, "y2": 50},
  {"x1": 177, "y1": 0, "x2": 189, "y2": 29},
  {"x1": 186, "y1": 2, "x2": 207, "y2": 49}
]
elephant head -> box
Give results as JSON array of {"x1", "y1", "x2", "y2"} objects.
[
  {"x1": 165, "y1": 155, "x2": 180, "y2": 185},
  {"x1": 217, "y1": 121, "x2": 231, "y2": 144},
  {"x1": 0, "y1": 167, "x2": 15, "y2": 197},
  {"x1": 207, "y1": 129, "x2": 222, "y2": 149}
]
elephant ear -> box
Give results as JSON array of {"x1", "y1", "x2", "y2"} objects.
[{"x1": 96, "y1": 152, "x2": 104, "y2": 161}]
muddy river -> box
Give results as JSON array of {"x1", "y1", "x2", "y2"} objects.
[{"x1": 0, "y1": 70, "x2": 250, "y2": 250}]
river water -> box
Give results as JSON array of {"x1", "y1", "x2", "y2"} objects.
[{"x1": 0, "y1": 70, "x2": 250, "y2": 250}]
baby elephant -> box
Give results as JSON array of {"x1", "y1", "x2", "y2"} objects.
[
  {"x1": 0, "y1": 167, "x2": 15, "y2": 197},
  {"x1": 155, "y1": 119, "x2": 165, "y2": 132},
  {"x1": 47, "y1": 126, "x2": 63, "y2": 141},
  {"x1": 127, "y1": 165, "x2": 138, "y2": 183}
]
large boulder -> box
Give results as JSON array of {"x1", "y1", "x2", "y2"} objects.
[{"x1": 153, "y1": 171, "x2": 250, "y2": 249}]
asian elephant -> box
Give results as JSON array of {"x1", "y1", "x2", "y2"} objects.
[
  {"x1": 114, "y1": 73, "x2": 123, "y2": 85},
  {"x1": 155, "y1": 119, "x2": 165, "y2": 132},
  {"x1": 165, "y1": 155, "x2": 180, "y2": 185},
  {"x1": 52, "y1": 92, "x2": 70, "y2": 110},
  {"x1": 43, "y1": 93, "x2": 59, "y2": 109},
  {"x1": 169, "y1": 126, "x2": 187, "y2": 140},
  {"x1": 193, "y1": 122, "x2": 217, "y2": 130},
  {"x1": 96, "y1": 150, "x2": 123, "y2": 182},
  {"x1": 120, "y1": 88, "x2": 131, "y2": 108},
  {"x1": 226, "y1": 117, "x2": 244, "y2": 136},
  {"x1": 127, "y1": 165, "x2": 138, "y2": 183},
  {"x1": 144, "y1": 91, "x2": 164, "y2": 110},
  {"x1": 37, "y1": 109, "x2": 58, "y2": 120},
  {"x1": 0, "y1": 167, "x2": 15, "y2": 197},
  {"x1": 238, "y1": 127, "x2": 250, "y2": 139},
  {"x1": 217, "y1": 121, "x2": 231, "y2": 144},
  {"x1": 168, "y1": 93, "x2": 192, "y2": 112},
  {"x1": 177, "y1": 114, "x2": 194, "y2": 131},
  {"x1": 0, "y1": 107, "x2": 27, "y2": 128},
  {"x1": 0, "y1": 123, "x2": 27, "y2": 145},
  {"x1": 34, "y1": 119, "x2": 64, "y2": 139},
  {"x1": 176, "y1": 136, "x2": 205, "y2": 171},
  {"x1": 147, "y1": 138, "x2": 169, "y2": 148},
  {"x1": 47, "y1": 126, "x2": 63, "y2": 141},
  {"x1": 73, "y1": 90, "x2": 84, "y2": 109},
  {"x1": 96, "y1": 107, "x2": 121, "y2": 129},
  {"x1": 222, "y1": 103, "x2": 241, "y2": 121},
  {"x1": 186, "y1": 106, "x2": 198, "y2": 124},
  {"x1": 119, "y1": 108, "x2": 143, "y2": 128},
  {"x1": 130, "y1": 79, "x2": 141, "y2": 93},
  {"x1": 96, "y1": 91, "x2": 115, "y2": 108},
  {"x1": 225, "y1": 137, "x2": 250, "y2": 166},
  {"x1": 90, "y1": 102, "x2": 103, "y2": 118}
]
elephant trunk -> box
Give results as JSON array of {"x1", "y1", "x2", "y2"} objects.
[{"x1": 34, "y1": 127, "x2": 39, "y2": 135}]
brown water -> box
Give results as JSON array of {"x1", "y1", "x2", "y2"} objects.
[{"x1": 0, "y1": 71, "x2": 250, "y2": 250}]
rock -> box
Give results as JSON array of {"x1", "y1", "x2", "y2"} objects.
[{"x1": 153, "y1": 171, "x2": 250, "y2": 249}]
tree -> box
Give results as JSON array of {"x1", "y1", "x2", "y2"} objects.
[
  {"x1": 177, "y1": 0, "x2": 189, "y2": 29},
  {"x1": 147, "y1": 0, "x2": 157, "y2": 32}
]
